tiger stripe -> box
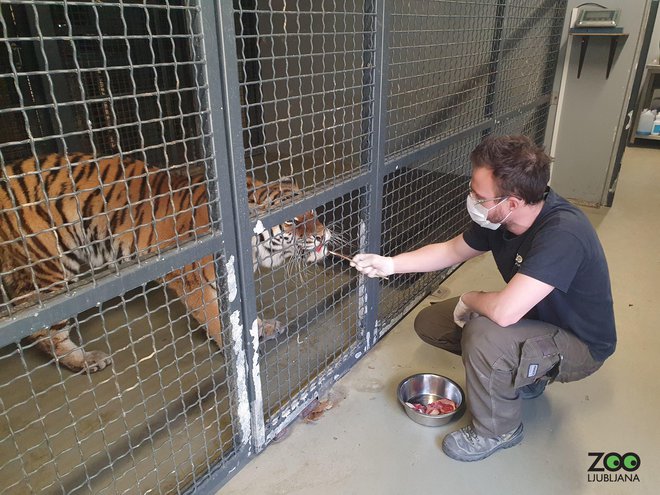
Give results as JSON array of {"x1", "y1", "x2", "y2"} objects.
[{"x1": 1, "y1": 153, "x2": 329, "y2": 373}]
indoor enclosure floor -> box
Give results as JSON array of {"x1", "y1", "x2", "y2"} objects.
[{"x1": 220, "y1": 146, "x2": 660, "y2": 495}]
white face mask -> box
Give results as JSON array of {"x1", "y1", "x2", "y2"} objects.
[{"x1": 466, "y1": 194, "x2": 511, "y2": 230}]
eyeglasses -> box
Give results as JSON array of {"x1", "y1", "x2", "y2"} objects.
[{"x1": 468, "y1": 181, "x2": 507, "y2": 206}]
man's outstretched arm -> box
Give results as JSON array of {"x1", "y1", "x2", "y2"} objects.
[{"x1": 351, "y1": 234, "x2": 485, "y2": 278}]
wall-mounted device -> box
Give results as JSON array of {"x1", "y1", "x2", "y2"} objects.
[
  {"x1": 570, "y1": 8, "x2": 626, "y2": 79},
  {"x1": 575, "y1": 9, "x2": 621, "y2": 28}
]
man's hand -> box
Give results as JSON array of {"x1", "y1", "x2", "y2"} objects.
[
  {"x1": 453, "y1": 295, "x2": 480, "y2": 328},
  {"x1": 350, "y1": 254, "x2": 395, "y2": 278}
]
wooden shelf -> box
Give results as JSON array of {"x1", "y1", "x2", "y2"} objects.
[{"x1": 634, "y1": 134, "x2": 660, "y2": 141}]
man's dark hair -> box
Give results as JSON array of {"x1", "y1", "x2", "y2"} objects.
[{"x1": 469, "y1": 134, "x2": 551, "y2": 204}]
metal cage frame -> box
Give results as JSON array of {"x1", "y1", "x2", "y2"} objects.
[{"x1": 0, "y1": 1, "x2": 567, "y2": 493}]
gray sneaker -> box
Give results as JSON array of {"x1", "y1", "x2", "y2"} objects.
[
  {"x1": 442, "y1": 424, "x2": 524, "y2": 462},
  {"x1": 518, "y1": 379, "x2": 548, "y2": 400}
]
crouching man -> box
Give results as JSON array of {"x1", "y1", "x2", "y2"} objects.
[{"x1": 352, "y1": 134, "x2": 616, "y2": 462}]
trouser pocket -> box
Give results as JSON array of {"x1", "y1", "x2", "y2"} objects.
[
  {"x1": 552, "y1": 329, "x2": 603, "y2": 383},
  {"x1": 513, "y1": 334, "x2": 561, "y2": 389}
]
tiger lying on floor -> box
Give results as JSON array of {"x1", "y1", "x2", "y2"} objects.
[{"x1": 0, "y1": 153, "x2": 331, "y2": 373}]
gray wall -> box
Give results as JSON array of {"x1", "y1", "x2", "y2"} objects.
[
  {"x1": 646, "y1": 5, "x2": 660, "y2": 65},
  {"x1": 644, "y1": 5, "x2": 660, "y2": 107},
  {"x1": 546, "y1": 0, "x2": 653, "y2": 206}
]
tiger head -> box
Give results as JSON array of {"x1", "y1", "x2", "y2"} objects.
[
  {"x1": 249, "y1": 176, "x2": 331, "y2": 270},
  {"x1": 252, "y1": 210, "x2": 331, "y2": 270},
  {"x1": 285, "y1": 209, "x2": 332, "y2": 264}
]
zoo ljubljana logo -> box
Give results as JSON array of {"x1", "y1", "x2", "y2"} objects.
[{"x1": 587, "y1": 452, "x2": 641, "y2": 483}]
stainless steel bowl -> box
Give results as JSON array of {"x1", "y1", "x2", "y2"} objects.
[{"x1": 397, "y1": 373, "x2": 465, "y2": 427}]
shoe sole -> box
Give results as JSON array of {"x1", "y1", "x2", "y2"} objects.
[{"x1": 442, "y1": 430, "x2": 524, "y2": 462}]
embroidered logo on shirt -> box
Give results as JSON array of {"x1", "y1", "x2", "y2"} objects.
[
  {"x1": 527, "y1": 364, "x2": 539, "y2": 378},
  {"x1": 514, "y1": 254, "x2": 524, "y2": 268}
]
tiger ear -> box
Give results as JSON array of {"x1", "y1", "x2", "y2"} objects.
[{"x1": 277, "y1": 175, "x2": 300, "y2": 190}]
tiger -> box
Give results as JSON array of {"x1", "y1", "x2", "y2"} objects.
[
  {"x1": 247, "y1": 175, "x2": 330, "y2": 270},
  {"x1": 0, "y1": 153, "x2": 331, "y2": 373}
]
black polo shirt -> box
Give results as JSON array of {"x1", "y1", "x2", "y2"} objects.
[{"x1": 463, "y1": 188, "x2": 616, "y2": 361}]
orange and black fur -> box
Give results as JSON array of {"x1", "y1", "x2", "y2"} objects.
[{"x1": 0, "y1": 154, "x2": 330, "y2": 373}]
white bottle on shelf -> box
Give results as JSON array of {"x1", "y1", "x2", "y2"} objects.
[
  {"x1": 651, "y1": 118, "x2": 660, "y2": 136},
  {"x1": 637, "y1": 109, "x2": 655, "y2": 135}
]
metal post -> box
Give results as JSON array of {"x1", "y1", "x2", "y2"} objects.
[
  {"x1": 207, "y1": 0, "x2": 267, "y2": 452},
  {"x1": 359, "y1": 0, "x2": 391, "y2": 348},
  {"x1": 484, "y1": 0, "x2": 508, "y2": 123}
]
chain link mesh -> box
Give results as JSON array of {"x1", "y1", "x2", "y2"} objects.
[{"x1": 1, "y1": 0, "x2": 566, "y2": 492}]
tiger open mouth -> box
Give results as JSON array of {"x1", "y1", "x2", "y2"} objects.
[{"x1": 299, "y1": 237, "x2": 328, "y2": 264}]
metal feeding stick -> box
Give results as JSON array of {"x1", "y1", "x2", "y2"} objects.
[{"x1": 327, "y1": 250, "x2": 389, "y2": 280}]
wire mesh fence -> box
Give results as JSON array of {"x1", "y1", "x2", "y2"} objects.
[
  {"x1": 492, "y1": 0, "x2": 565, "y2": 117},
  {"x1": 1, "y1": 0, "x2": 567, "y2": 492},
  {"x1": 0, "y1": 279, "x2": 237, "y2": 494},
  {"x1": 233, "y1": 0, "x2": 379, "y2": 431},
  {"x1": 236, "y1": 0, "x2": 371, "y2": 195},
  {"x1": 376, "y1": 0, "x2": 566, "y2": 332},
  {"x1": 386, "y1": 0, "x2": 500, "y2": 158},
  {"x1": 0, "y1": 1, "x2": 246, "y2": 493},
  {"x1": 377, "y1": 136, "x2": 479, "y2": 326}
]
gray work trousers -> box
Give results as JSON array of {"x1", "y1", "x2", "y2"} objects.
[{"x1": 414, "y1": 297, "x2": 604, "y2": 438}]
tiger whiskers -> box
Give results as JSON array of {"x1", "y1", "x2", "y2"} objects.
[
  {"x1": 323, "y1": 227, "x2": 389, "y2": 280},
  {"x1": 295, "y1": 256, "x2": 306, "y2": 284},
  {"x1": 284, "y1": 249, "x2": 307, "y2": 284},
  {"x1": 325, "y1": 227, "x2": 353, "y2": 252},
  {"x1": 326, "y1": 249, "x2": 389, "y2": 280}
]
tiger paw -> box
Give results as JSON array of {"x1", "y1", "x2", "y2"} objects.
[
  {"x1": 61, "y1": 350, "x2": 112, "y2": 374},
  {"x1": 82, "y1": 351, "x2": 113, "y2": 373},
  {"x1": 258, "y1": 319, "x2": 286, "y2": 341}
]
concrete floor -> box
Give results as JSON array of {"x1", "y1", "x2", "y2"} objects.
[{"x1": 220, "y1": 146, "x2": 660, "y2": 495}]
